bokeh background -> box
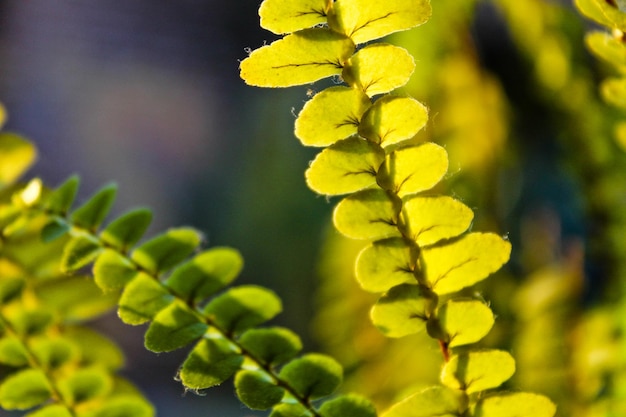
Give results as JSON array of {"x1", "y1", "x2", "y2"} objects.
[{"x1": 2, "y1": 0, "x2": 626, "y2": 416}]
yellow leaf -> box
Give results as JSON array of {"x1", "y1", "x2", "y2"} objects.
[
  {"x1": 471, "y1": 392, "x2": 556, "y2": 417},
  {"x1": 422, "y1": 232, "x2": 511, "y2": 295},
  {"x1": 601, "y1": 77, "x2": 626, "y2": 110},
  {"x1": 441, "y1": 350, "x2": 515, "y2": 394},
  {"x1": 0, "y1": 103, "x2": 6, "y2": 128},
  {"x1": 333, "y1": 188, "x2": 400, "y2": 240},
  {"x1": 377, "y1": 143, "x2": 448, "y2": 198},
  {"x1": 370, "y1": 284, "x2": 429, "y2": 337},
  {"x1": 305, "y1": 137, "x2": 385, "y2": 195},
  {"x1": 356, "y1": 237, "x2": 415, "y2": 292},
  {"x1": 381, "y1": 386, "x2": 463, "y2": 417},
  {"x1": 438, "y1": 299, "x2": 494, "y2": 348},
  {"x1": 260, "y1": 0, "x2": 330, "y2": 34},
  {"x1": 0, "y1": 133, "x2": 37, "y2": 188},
  {"x1": 585, "y1": 31, "x2": 626, "y2": 71},
  {"x1": 402, "y1": 196, "x2": 473, "y2": 246},
  {"x1": 342, "y1": 44, "x2": 414, "y2": 96},
  {"x1": 328, "y1": 0, "x2": 432, "y2": 44},
  {"x1": 295, "y1": 86, "x2": 371, "y2": 147},
  {"x1": 240, "y1": 28, "x2": 355, "y2": 88},
  {"x1": 358, "y1": 96, "x2": 428, "y2": 147},
  {"x1": 575, "y1": 0, "x2": 626, "y2": 30}
]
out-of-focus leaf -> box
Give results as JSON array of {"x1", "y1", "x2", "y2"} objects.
[
  {"x1": 61, "y1": 235, "x2": 102, "y2": 273},
  {"x1": 100, "y1": 208, "x2": 152, "y2": 252},
  {"x1": 0, "y1": 132, "x2": 37, "y2": 188},
  {"x1": 70, "y1": 184, "x2": 117, "y2": 231},
  {"x1": 0, "y1": 369, "x2": 52, "y2": 410}
]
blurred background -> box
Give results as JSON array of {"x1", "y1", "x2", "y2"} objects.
[{"x1": 2, "y1": 0, "x2": 626, "y2": 416}]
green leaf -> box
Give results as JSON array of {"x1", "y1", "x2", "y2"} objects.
[
  {"x1": 234, "y1": 370, "x2": 285, "y2": 410},
  {"x1": 41, "y1": 218, "x2": 70, "y2": 243},
  {"x1": 269, "y1": 403, "x2": 309, "y2": 417},
  {"x1": 342, "y1": 44, "x2": 414, "y2": 96},
  {"x1": 319, "y1": 394, "x2": 377, "y2": 417},
  {"x1": 438, "y1": 299, "x2": 494, "y2": 348},
  {"x1": 164, "y1": 247, "x2": 243, "y2": 302},
  {"x1": 305, "y1": 137, "x2": 385, "y2": 196},
  {"x1": 381, "y1": 386, "x2": 464, "y2": 417},
  {"x1": 441, "y1": 350, "x2": 515, "y2": 394},
  {"x1": 31, "y1": 337, "x2": 78, "y2": 370},
  {"x1": 100, "y1": 208, "x2": 153, "y2": 251},
  {"x1": 240, "y1": 28, "x2": 355, "y2": 87},
  {"x1": 471, "y1": 392, "x2": 556, "y2": 417},
  {"x1": 355, "y1": 237, "x2": 415, "y2": 292},
  {"x1": 118, "y1": 273, "x2": 174, "y2": 325},
  {"x1": 61, "y1": 235, "x2": 103, "y2": 273},
  {"x1": 586, "y1": 31, "x2": 626, "y2": 71},
  {"x1": 204, "y1": 285, "x2": 282, "y2": 334},
  {"x1": 238, "y1": 327, "x2": 302, "y2": 366},
  {"x1": 58, "y1": 367, "x2": 113, "y2": 405},
  {"x1": 402, "y1": 196, "x2": 474, "y2": 246},
  {"x1": 130, "y1": 228, "x2": 202, "y2": 275},
  {"x1": 25, "y1": 404, "x2": 73, "y2": 417},
  {"x1": 179, "y1": 338, "x2": 244, "y2": 390},
  {"x1": 601, "y1": 77, "x2": 626, "y2": 110},
  {"x1": 377, "y1": 143, "x2": 448, "y2": 197},
  {"x1": 358, "y1": 96, "x2": 428, "y2": 148},
  {"x1": 0, "y1": 337, "x2": 29, "y2": 366},
  {"x1": 333, "y1": 189, "x2": 401, "y2": 240},
  {"x1": 144, "y1": 303, "x2": 208, "y2": 352},
  {"x1": 328, "y1": 0, "x2": 431, "y2": 44},
  {"x1": 70, "y1": 183, "x2": 117, "y2": 231},
  {"x1": 0, "y1": 132, "x2": 37, "y2": 188},
  {"x1": 422, "y1": 232, "x2": 511, "y2": 295},
  {"x1": 9, "y1": 309, "x2": 53, "y2": 336},
  {"x1": 93, "y1": 249, "x2": 138, "y2": 291},
  {"x1": 86, "y1": 396, "x2": 155, "y2": 417},
  {"x1": 370, "y1": 284, "x2": 430, "y2": 337},
  {"x1": 279, "y1": 353, "x2": 343, "y2": 399},
  {"x1": 0, "y1": 369, "x2": 52, "y2": 410},
  {"x1": 64, "y1": 327, "x2": 124, "y2": 370},
  {"x1": 45, "y1": 175, "x2": 80, "y2": 215},
  {"x1": 295, "y1": 86, "x2": 371, "y2": 147},
  {"x1": 0, "y1": 276, "x2": 25, "y2": 304},
  {"x1": 259, "y1": 0, "x2": 329, "y2": 34},
  {"x1": 575, "y1": 0, "x2": 626, "y2": 29}
]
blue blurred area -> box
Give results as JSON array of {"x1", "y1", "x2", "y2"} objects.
[{"x1": 0, "y1": 1, "x2": 329, "y2": 415}]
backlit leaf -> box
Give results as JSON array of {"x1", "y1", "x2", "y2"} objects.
[
  {"x1": 370, "y1": 284, "x2": 430, "y2": 337},
  {"x1": 234, "y1": 370, "x2": 285, "y2": 410},
  {"x1": 358, "y1": 96, "x2": 428, "y2": 147},
  {"x1": 0, "y1": 337, "x2": 29, "y2": 366},
  {"x1": 402, "y1": 196, "x2": 473, "y2": 246},
  {"x1": 601, "y1": 77, "x2": 626, "y2": 110},
  {"x1": 356, "y1": 237, "x2": 415, "y2": 292},
  {"x1": 144, "y1": 303, "x2": 208, "y2": 352},
  {"x1": 0, "y1": 276, "x2": 24, "y2": 304},
  {"x1": 204, "y1": 285, "x2": 282, "y2": 334},
  {"x1": 70, "y1": 183, "x2": 117, "y2": 231},
  {"x1": 179, "y1": 338, "x2": 243, "y2": 389},
  {"x1": 328, "y1": 0, "x2": 431, "y2": 44},
  {"x1": 305, "y1": 137, "x2": 385, "y2": 196},
  {"x1": 422, "y1": 232, "x2": 511, "y2": 295},
  {"x1": 0, "y1": 369, "x2": 52, "y2": 410},
  {"x1": 441, "y1": 350, "x2": 515, "y2": 394},
  {"x1": 438, "y1": 299, "x2": 494, "y2": 348},
  {"x1": 295, "y1": 86, "x2": 371, "y2": 147},
  {"x1": 41, "y1": 218, "x2": 70, "y2": 243},
  {"x1": 25, "y1": 404, "x2": 73, "y2": 417},
  {"x1": 131, "y1": 228, "x2": 202, "y2": 275},
  {"x1": 381, "y1": 386, "x2": 464, "y2": 417},
  {"x1": 238, "y1": 327, "x2": 302, "y2": 366},
  {"x1": 118, "y1": 273, "x2": 174, "y2": 325},
  {"x1": 270, "y1": 403, "x2": 308, "y2": 417},
  {"x1": 333, "y1": 188, "x2": 401, "y2": 240},
  {"x1": 471, "y1": 392, "x2": 556, "y2": 417},
  {"x1": 259, "y1": 0, "x2": 329, "y2": 34},
  {"x1": 45, "y1": 175, "x2": 80, "y2": 215},
  {"x1": 0, "y1": 133, "x2": 37, "y2": 188},
  {"x1": 58, "y1": 367, "x2": 113, "y2": 405},
  {"x1": 319, "y1": 394, "x2": 377, "y2": 417},
  {"x1": 165, "y1": 247, "x2": 243, "y2": 302},
  {"x1": 93, "y1": 249, "x2": 138, "y2": 291},
  {"x1": 342, "y1": 44, "x2": 414, "y2": 96},
  {"x1": 61, "y1": 235, "x2": 102, "y2": 273},
  {"x1": 586, "y1": 31, "x2": 626, "y2": 71},
  {"x1": 377, "y1": 143, "x2": 448, "y2": 198},
  {"x1": 86, "y1": 395, "x2": 155, "y2": 417},
  {"x1": 63, "y1": 326, "x2": 124, "y2": 371},
  {"x1": 575, "y1": 0, "x2": 626, "y2": 30},
  {"x1": 31, "y1": 338, "x2": 77, "y2": 370},
  {"x1": 279, "y1": 353, "x2": 343, "y2": 399},
  {"x1": 100, "y1": 208, "x2": 152, "y2": 251},
  {"x1": 240, "y1": 28, "x2": 355, "y2": 87}
]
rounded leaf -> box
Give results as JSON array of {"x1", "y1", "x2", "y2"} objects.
[
  {"x1": 358, "y1": 96, "x2": 428, "y2": 147},
  {"x1": 333, "y1": 188, "x2": 401, "y2": 240},
  {"x1": 438, "y1": 299, "x2": 494, "y2": 348},
  {"x1": 441, "y1": 350, "x2": 515, "y2": 394},
  {"x1": 204, "y1": 286, "x2": 282, "y2": 334},
  {"x1": 295, "y1": 86, "x2": 371, "y2": 147},
  {"x1": 0, "y1": 369, "x2": 52, "y2": 410},
  {"x1": 370, "y1": 284, "x2": 430, "y2": 337},
  {"x1": 234, "y1": 370, "x2": 285, "y2": 410},
  {"x1": 586, "y1": 31, "x2": 626, "y2": 71},
  {"x1": 130, "y1": 228, "x2": 202, "y2": 275},
  {"x1": 471, "y1": 392, "x2": 556, "y2": 417},
  {"x1": 305, "y1": 137, "x2": 385, "y2": 196},
  {"x1": 601, "y1": 77, "x2": 626, "y2": 110},
  {"x1": 100, "y1": 208, "x2": 153, "y2": 251},
  {"x1": 0, "y1": 337, "x2": 29, "y2": 367},
  {"x1": 260, "y1": 0, "x2": 329, "y2": 34},
  {"x1": 356, "y1": 237, "x2": 415, "y2": 292},
  {"x1": 381, "y1": 386, "x2": 464, "y2": 417},
  {"x1": 0, "y1": 132, "x2": 37, "y2": 187},
  {"x1": 342, "y1": 44, "x2": 414, "y2": 96},
  {"x1": 144, "y1": 303, "x2": 208, "y2": 353},
  {"x1": 58, "y1": 367, "x2": 113, "y2": 405},
  {"x1": 319, "y1": 394, "x2": 377, "y2": 417},
  {"x1": 403, "y1": 196, "x2": 473, "y2": 246},
  {"x1": 279, "y1": 353, "x2": 343, "y2": 399},
  {"x1": 269, "y1": 403, "x2": 309, "y2": 417},
  {"x1": 240, "y1": 28, "x2": 355, "y2": 87},
  {"x1": 93, "y1": 249, "x2": 138, "y2": 291},
  {"x1": 26, "y1": 404, "x2": 74, "y2": 417},
  {"x1": 179, "y1": 338, "x2": 244, "y2": 390},
  {"x1": 61, "y1": 235, "x2": 102, "y2": 273},
  {"x1": 238, "y1": 327, "x2": 302, "y2": 366},
  {"x1": 118, "y1": 273, "x2": 174, "y2": 325}
]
